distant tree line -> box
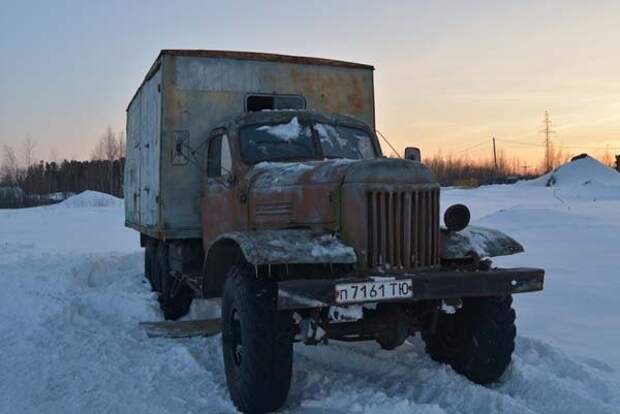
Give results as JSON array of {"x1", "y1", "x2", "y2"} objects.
[
  {"x1": 0, "y1": 127, "x2": 125, "y2": 208},
  {"x1": 18, "y1": 158, "x2": 125, "y2": 196},
  {"x1": 426, "y1": 150, "x2": 620, "y2": 187},
  {"x1": 423, "y1": 150, "x2": 539, "y2": 187},
  {"x1": 2, "y1": 125, "x2": 619, "y2": 207}
]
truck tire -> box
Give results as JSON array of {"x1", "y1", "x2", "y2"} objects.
[
  {"x1": 221, "y1": 264, "x2": 293, "y2": 413},
  {"x1": 155, "y1": 242, "x2": 193, "y2": 320},
  {"x1": 422, "y1": 295, "x2": 516, "y2": 385}
]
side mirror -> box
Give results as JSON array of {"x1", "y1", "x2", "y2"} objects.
[{"x1": 404, "y1": 147, "x2": 421, "y2": 161}]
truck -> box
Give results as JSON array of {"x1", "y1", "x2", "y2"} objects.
[{"x1": 125, "y1": 49, "x2": 544, "y2": 413}]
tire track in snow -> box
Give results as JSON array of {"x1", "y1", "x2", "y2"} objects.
[
  {"x1": 289, "y1": 336, "x2": 619, "y2": 414},
  {"x1": 0, "y1": 253, "x2": 235, "y2": 414},
  {"x1": 2, "y1": 251, "x2": 619, "y2": 413},
  {"x1": 290, "y1": 339, "x2": 532, "y2": 414}
]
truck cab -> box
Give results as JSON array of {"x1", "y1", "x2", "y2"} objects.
[{"x1": 202, "y1": 110, "x2": 381, "y2": 249}]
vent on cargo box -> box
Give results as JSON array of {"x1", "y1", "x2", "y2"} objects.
[
  {"x1": 246, "y1": 94, "x2": 305, "y2": 112},
  {"x1": 171, "y1": 130, "x2": 189, "y2": 165}
]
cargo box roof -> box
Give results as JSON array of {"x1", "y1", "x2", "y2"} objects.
[
  {"x1": 128, "y1": 49, "x2": 374, "y2": 110},
  {"x1": 159, "y1": 49, "x2": 374, "y2": 70}
]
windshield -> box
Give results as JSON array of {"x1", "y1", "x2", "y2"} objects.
[
  {"x1": 313, "y1": 123, "x2": 375, "y2": 160},
  {"x1": 239, "y1": 116, "x2": 376, "y2": 164},
  {"x1": 240, "y1": 117, "x2": 315, "y2": 163}
]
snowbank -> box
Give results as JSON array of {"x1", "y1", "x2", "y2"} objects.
[
  {"x1": 1, "y1": 180, "x2": 620, "y2": 413},
  {"x1": 527, "y1": 155, "x2": 620, "y2": 187},
  {"x1": 57, "y1": 190, "x2": 123, "y2": 208},
  {"x1": 521, "y1": 156, "x2": 620, "y2": 201}
]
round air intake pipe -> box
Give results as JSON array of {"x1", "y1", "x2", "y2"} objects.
[{"x1": 444, "y1": 204, "x2": 471, "y2": 232}]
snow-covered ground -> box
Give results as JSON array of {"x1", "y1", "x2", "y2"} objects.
[{"x1": 1, "y1": 160, "x2": 619, "y2": 413}]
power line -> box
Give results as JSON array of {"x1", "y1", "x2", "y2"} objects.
[
  {"x1": 446, "y1": 136, "x2": 620, "y2": 161},
  {"x1": 452, "y1": 140, "x2": 489, "y2": 154},
  {"x1": 496, "y1": 137, "x2": 620, "y2": 150},
  {"x1": 449, "y1": 138, "x2": 489, "y2": 152}
]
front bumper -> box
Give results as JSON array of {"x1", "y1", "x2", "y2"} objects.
[{"x1": 278, "y1": 267, "x2": 544, "y2": 310}]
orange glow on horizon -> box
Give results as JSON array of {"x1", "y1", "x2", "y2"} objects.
[{"x1": 1, "y1": 1, "x2": 619, "y2": 165}]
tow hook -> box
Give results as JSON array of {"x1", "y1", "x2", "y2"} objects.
[
  {"x1": 294, "y1": 313, "x2": 327, "y2": 345},
  {"x1": 440, "y1": 298, "x2": 463, "y2": 315}
]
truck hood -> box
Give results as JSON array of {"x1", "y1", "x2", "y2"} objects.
[
  {"x1": 247, "y1": 158, "x2": 435, "y2": 188},
  {"x1": 246, "y1": 158, "x2": 436, "y2": 230}
]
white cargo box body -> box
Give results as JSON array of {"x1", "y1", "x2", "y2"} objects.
[{"x1": 125, "y1": 50, "x2": 375, "y2": 240}]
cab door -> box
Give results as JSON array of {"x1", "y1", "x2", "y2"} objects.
[{"x1": 202, "y1": 131, "x2": 244, "y2": 248}]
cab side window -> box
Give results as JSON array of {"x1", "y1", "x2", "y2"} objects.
[{"x1": 207, "y1": 134, "x2": 232, "y2": 178}]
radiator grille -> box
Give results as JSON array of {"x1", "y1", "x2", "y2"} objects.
[{"x1": 367, "y1": 188, "x2": 440, "y2": 270}]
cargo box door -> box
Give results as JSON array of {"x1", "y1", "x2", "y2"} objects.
[
  {"x1": 124, "y1": 90, "x2": 140, "y2": 225},
  {"x1": 138, "y1": 70, "x2": 161, "y2": 227}
]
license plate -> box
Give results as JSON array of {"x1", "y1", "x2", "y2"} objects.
[{"x1": 335, "y1": 279, "x2": 413, "y2": 304}]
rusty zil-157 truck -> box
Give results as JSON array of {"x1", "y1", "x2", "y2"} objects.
[{"x1": 125, "y1": 50, "x2": 544, "y2": 413}]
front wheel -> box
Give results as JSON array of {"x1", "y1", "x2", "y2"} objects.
[
  {"x1": 422, "y1": 296, "x2": 516, "y2": 384},
  {"x1": 221, "y1": 264, "x2": 293, "y2": 413}
]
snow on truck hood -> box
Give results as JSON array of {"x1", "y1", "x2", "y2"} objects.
[{"x1": 247, "y1": 158, "x2": 435, "y2": 188}]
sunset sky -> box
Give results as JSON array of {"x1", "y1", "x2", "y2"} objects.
[{"x1": 1, "y1": 0, "x2": 619, "y2": 168}]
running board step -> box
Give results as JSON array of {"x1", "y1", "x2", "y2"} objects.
[{"x1": 140, "y1": 318, "x2": 222, "y2": 338}]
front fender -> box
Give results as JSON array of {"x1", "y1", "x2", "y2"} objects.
[
  {"x1": 211, "y1": 230, "x2": 357, "y2": 265},
  {"x1": 441, "y1": 226, "x2": 524, "y2": 259}
]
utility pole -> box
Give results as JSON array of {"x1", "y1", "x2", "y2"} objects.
[
  {"x1": 492, "y1": 137, "x2": 498, "y2": 172},
  {"x1": 522, "y1": 164, "x2": 529, "y2": 176},
  {"x1": 541, "y1": 111, "x2": 555, "y2": 172}
]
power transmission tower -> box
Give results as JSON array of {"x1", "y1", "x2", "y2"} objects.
[{"x1": 540, "y1": 111, "x2": 555, "y2": 172}]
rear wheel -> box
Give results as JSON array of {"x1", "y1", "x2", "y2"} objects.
[
  {"x1": 154, "y1": 242, "x2": 193, "y2": 320},
  {"x1": 422, "y1": 296, "x2": 516, "y2": 384},
  {"x1": 222, "y1": 264, "x2": 293, "y2": 413},
  {"x1": 144, "y1": 239, "x2": 158, "y2": 291}
]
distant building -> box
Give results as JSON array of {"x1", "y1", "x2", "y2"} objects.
[{"x1": 615, "y1": 154, "x2": 620, "y2": 172}]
